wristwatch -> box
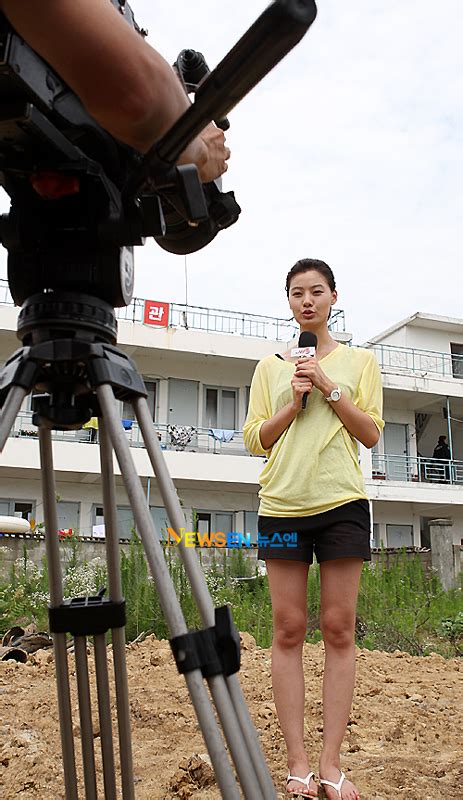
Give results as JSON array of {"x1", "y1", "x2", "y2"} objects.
[{"x1": 325, "y1": 386, "x2": 342, "y2": 402}]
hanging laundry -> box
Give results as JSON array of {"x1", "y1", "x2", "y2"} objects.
[
  {"x1": 208, "y1": 428, "x2": 235, "y2": 443},
  {"x1": 167, "y1": 424, "x2": 197, "y2": 450}
]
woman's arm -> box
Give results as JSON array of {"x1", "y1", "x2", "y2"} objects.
[
  {"x1": 294, "y1": 357, "x2": 381, "y2": 449},
  {"x1": 0, "y1": 0, "x2": 230, "y2": 180},
  {"x1": 258, "y1": 364, "x2": 313, "y2": 450}
]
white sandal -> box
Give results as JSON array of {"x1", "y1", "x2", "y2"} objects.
[
  {"x1": 319, "y1": 770, "x2": 346, "y2": 798},
  {"x1": 286, "y1": 771, "x2": 317, "y2": 797}
]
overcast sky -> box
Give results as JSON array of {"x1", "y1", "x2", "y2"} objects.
[{"x1": 1, "y1": 0, "x2": 462, "y2": 344}]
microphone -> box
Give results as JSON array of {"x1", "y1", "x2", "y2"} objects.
[{"x1": 291, "y1": 331, "x2": 317, "y2": 410}]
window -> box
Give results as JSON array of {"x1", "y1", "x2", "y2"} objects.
[
  {"x1": 203, "y1": 387, "x2": 237, "y2": 430},
  {"x1": 168, "y1": 379, "x2": 199, "y2": 427},
  {"x1": 195, "y1": 511, "x2": 235, "y2": 535},
  {"x1": 450, "y1": 343, "x2": 463, "y2": 379},
  {"x1": 92, "y1": 505, "x2": 169, "y2": 540},
  {"x1": 123, "y1": 380, "x2": 158, "y2": 421},
  {"x1": 92, "y1": 505, "x2": 107, "y2": 539},
  {"x1": 386, "y1": 524, "x2": 413, "y2": 548},
  {"x1": 244, "y1": 511, "x2": 258, "y2": 544},
  {"x1": 92, "y1": 505, "x2": 135, "y2": 540},
  {"x1": 117, "y1": 507, "x2": 136, "y2": 540},
  {"x1": 94, "y1": 506, "x2": 105, "y2": 527},
  {"x1": 383, "y1": 423, "x2": 409, "y2": 481},
  {"x1": 150, "y1": 506, "x2": 169, "y2": 540},
  {"x1": 56, "y1": 502, "x2": 80, "y2": 532},
  {"x1": 0, "y1": 499, "x2": 34, "y2": 520}
]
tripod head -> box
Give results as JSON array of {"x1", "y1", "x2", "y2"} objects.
[{"x1": 0, "y1": 0, "x2": 317, "y2": 310}]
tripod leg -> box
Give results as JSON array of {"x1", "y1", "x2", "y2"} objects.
[
  {"x1": 39, "y1": 428, "x2": 78, "y2": 800},
  {"x1": 0, "y1": 385, "x2": 28, "y2": 450},
  {"x1": 94, "y1": 633, "x2": 118, "y2": 800},
  {"x1": 96, "y1": 384, "x2": 241, "y2": 800},
  {"x1": 99, "y1": 418, "x2": 135, "y2": 800},
  {"x1": 134, "y1": 396, "x2": 276, "y2": 800},
  {"x1": 74, "y1": 637, "x2": 98, "y2": 800}
]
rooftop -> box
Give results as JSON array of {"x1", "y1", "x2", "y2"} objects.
[{"x1": 364, "y1": 311, "x2": 463, "y2": 345}]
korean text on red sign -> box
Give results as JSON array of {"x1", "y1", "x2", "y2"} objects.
[{"x1": 144, "y1": 300, "x2": 169, "y2": 327}]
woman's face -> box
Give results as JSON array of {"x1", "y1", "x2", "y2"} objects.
[{"x1": 288, "y1": 269, "x2": 337, "y2": 330}]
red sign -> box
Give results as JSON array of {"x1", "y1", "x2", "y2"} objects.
[{"x1": 144, "y1": 300, "x2": 169, "y2": 327}]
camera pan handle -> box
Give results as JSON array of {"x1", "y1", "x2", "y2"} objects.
[{"x1": 129, "y1": 0, "x2": 317, "y2": 195}]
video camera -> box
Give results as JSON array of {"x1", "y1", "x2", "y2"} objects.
[{"x1": 0, "y1": 0, "x2": 317, "y2": 308}]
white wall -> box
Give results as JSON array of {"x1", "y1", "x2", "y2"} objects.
[
  {"x1": 371, "y1": 319, "x2": 463, "y2": 355},
  {"x1": 372, "y1": 501, "x2": 421, "y2": 546},
  {"x1": 372, "y1": 500, "x2": 463, "y2": 547},
  {"x1": 405, "y1": 327, "x2": 463, "y2": 353},
  {"x1": 0, "y1": 474, "x2": 260, "y2": 538}
]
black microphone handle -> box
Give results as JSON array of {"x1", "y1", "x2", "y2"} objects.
[
  {"x1": 128, "y1": 0, "x2": 317, "y2": 195},
  {"x1": 301, "y1": 391, "x2": 309, "y2": 411}
]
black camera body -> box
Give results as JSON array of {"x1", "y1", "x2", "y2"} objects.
[
  {"x1": 0, "y1": 0, "x2": 317, "y2": 309},
  {"x1": 0, "y1": 1, "x2": 240, "y2": 307}
]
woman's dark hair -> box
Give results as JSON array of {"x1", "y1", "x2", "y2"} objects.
[{"x1": 285, "y1": 258, "x2": 336, "y2": 296}]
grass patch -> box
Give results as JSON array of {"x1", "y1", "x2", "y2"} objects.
[{"x1": 0, "y1": 540, "x2": 461, "y2": 658}]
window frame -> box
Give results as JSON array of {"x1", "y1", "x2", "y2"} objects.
[
  {"x1": 450, "y1": 343, "x2": 463, "y2": 379},
  {"x1": 385, "y1": 523, "x2": 413, "y2": 548},
  {"x1": 202, "y1": 385, "x2": 238, "y2": 430},
  {"x1": 0, "y1": 498, "x2": 35, "y2": 520},
  {"x1": 195, "y1": 510, "x2": 235, "y2": 535}
]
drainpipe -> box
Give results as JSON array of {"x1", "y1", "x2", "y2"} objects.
[{"x1": 146, "y1": 476, "x2": 151, "y2": 507}]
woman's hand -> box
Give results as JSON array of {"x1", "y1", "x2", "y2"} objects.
[
  {"x1": 294, "y1": 356, "x2": 333, "y2": 397},
  {"x1": 291, "y1": 365, "x2": 313, "y2": 411}
]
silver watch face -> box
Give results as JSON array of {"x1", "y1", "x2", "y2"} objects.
[{"x1": 330, "y1": 388, "x2": 341, "y2": 402}]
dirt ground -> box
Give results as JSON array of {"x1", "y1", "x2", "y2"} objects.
[{"x1": 0, "y1": 633, "x2": 462, "y2": 799}]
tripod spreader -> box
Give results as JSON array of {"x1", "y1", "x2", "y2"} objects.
[
  {"x1": 170, "y1": 604, "x2": 241, "y2": 679},
  {"x1": 49, "y1": 593, "x2": 127, "y2": 638}
]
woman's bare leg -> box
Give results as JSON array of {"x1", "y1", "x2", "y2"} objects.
[
  {"x1": 266, "y1": 559, "x2": 318, "y2": 797},
  {"x1": 318, "y1": 558, "x2": 363, "y2": 800}
]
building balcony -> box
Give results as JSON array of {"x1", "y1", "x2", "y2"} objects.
[
  {"x1": 7, "y1": 414, "x2": 463, "y2": 484},
  {"x1": 8, "y1": 411, "x2": 250, "y2": 456},
  {"x1": 368, "y1": 342, "x2": 463, "y2": 381},
  {"x1": 372, "y1": 453, "x2": 463, "y2": 486}
]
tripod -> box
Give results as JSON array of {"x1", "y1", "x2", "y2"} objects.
[
  {"x1": 0, "y1": 291, "x2": 276, "y2": 799},
  {"x1": 0, "y1": 2, "x2": 319, "y2": 794}
]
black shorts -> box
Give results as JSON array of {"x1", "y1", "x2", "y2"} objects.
[{"x1": 257, "y1": 499, "x2": 371, "y2": 564}]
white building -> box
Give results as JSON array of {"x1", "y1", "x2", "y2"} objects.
[
  {"x1": 0, "y1": 287, "x2": 462, "y2": 558},
  {"x1": 364, "y1": 312, "x2": 463, "y2": 551}
]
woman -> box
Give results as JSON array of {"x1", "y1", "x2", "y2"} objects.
[{"x1": 243, "y1": 259, "x2": 384, "y2": 799}]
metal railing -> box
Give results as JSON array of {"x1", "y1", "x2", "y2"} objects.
[
  {"x1": 367, "y1": 342, "x2": 463, "y2": 380},
  {"x1": 126, "y1": 421, "x2": 248, "y2": 455},
  {"x1": 3, "y1": 277, "x2": 463, "y2": 376},
  {"x1": 0, "y1": 279, "x2": 345, "y2": 340},
  {"x1": 7, "y1": 413, "x2": 463, "y2": 478},
  {"x1": 372, "y1": 453, "x2": 463, "y2": 485},
  {"x1": 116, "y1": 299, "x2": 346, "y2": 338},
  {"x1": 8, "y1": 411, "x2": 250, "y2": 456}
]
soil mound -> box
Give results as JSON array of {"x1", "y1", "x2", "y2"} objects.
[{"x1": 0, "y1": 636, "x2": 461, "y2": 798}]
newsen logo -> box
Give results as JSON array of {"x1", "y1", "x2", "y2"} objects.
[
  {"x1": 164, "y1": 529, "x2": 298, "y2": 548},
  {"x1": 165, "y1": 529, "x2": 251, "y2": 548}
]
